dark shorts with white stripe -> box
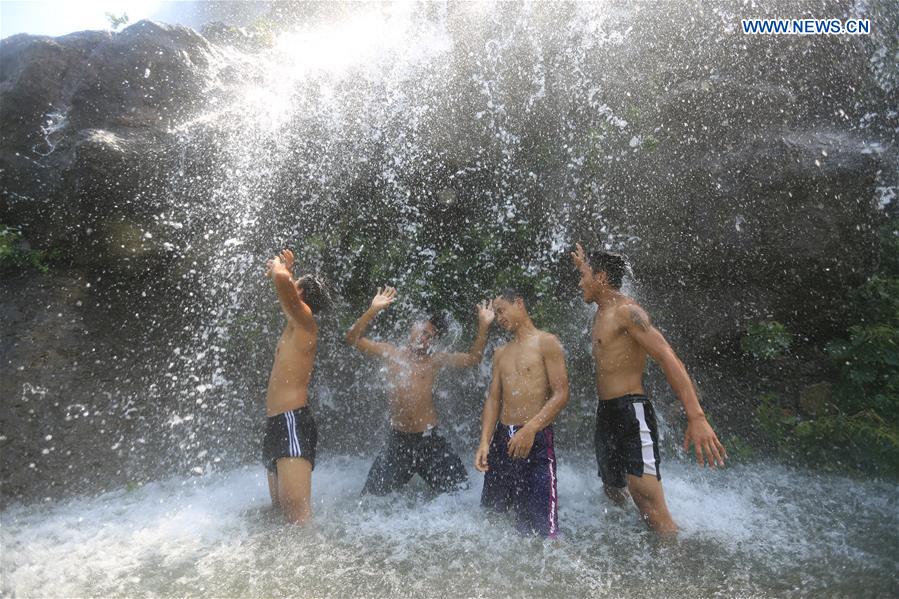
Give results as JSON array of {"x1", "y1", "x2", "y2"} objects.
[
  {"x1": 263, "y1": 406, "x2": 318, "y2": 472},
  {"x1": 595, "y1": 394, "x2": 661, "y2": 488},
  {"x1": 362, "y1": 427, "x2": 468, "y2": 495},
  {"x1": 481, "y1": 423, "x2": 559, "y2": 538}
]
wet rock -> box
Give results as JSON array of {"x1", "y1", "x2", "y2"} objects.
[
  {"x1": 0, "y1": 30, "x2": 110, "y2": 149},
  {"x1": 0, "y1": 21, "x2": 219, "y2": 270},
  {"x1": 0, "y1": 272, "x2": 177, "y2": 503},
  {"x1": 630, "y1": 127, "x2": 885, "y2": 356},
  {"x1": 68, "y1": 20, "x2": 218, "y2": 130},
  {"x1": 200, "y1": 21, "x2": 261, "y2": 51}
]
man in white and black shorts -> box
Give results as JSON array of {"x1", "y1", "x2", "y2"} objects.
[
  {"x1": 263, "y1": 406, "x2": 318, "y2": 475},
  {"x1": 594, "y1": 394, "x2": 661, "y2": 487},
  {"x1": 571, "y1": 244, "x2": 726, "y2": 535}
]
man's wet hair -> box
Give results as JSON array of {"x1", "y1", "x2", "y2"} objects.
[
  {"x1": 296, "y1": 274, "x2": 333, "y2": 315},
  {"x1": 587, "y1": 250, "x2": 626, "y2": 289},
  {"x1": 426, "y1": 310, "x2": 448, "y2": 338},
  {"x1": 498, "y1": 286, "x2": 533, "y2": 307}
]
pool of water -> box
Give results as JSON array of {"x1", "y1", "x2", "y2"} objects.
[{"x1": 2, "y1": 455, "x2": 897, "y2": 597}]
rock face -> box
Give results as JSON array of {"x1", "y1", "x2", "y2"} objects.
[
  {"x1": 0, "y1": 4, "x2": 896, "y2": 500},
  {"x1": 1, "y1": 21, "x2": 220, "y2": 266},
  {"x1": 0, "y1": 273, "x2": 159, "y2": 501},
  {"x1": 0, "y1": 21, "x2": 230, "y2": 501},
  {"x1": 626, "y1": 126, "x2": 887, "y2": 357}
]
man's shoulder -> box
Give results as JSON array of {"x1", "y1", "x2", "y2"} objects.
[
  {"x1": 492, "y1": 342, "x2": 511, "y2": 362},
  {"x1": 380, "y1": 344, "x2": 404, "y2": 361},
  {"x1": 613, "y1": 296, "x2": 647, "y2": 316},
  {"x1": 614, "y1": 298, "x2": 652, "y2": 330},
  {"x1": 535, "y1": 328, "x2": 559, "y2": 341},
  {"x1": 534, "y1": 330, "x2": 562, "y2": 351},
  {"x1": 286, "y1": 321, "x2": 318, "y2": 342}
]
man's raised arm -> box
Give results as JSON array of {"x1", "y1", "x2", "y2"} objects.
[
  {"x1": 434, "y1": 301, "x2": 495, "y2": 369},
  {"x1": 621, "y1": 303, "x2": 727, "y2": 468},
  {"x1": 345, "y1": 286, "x2": 398, "y2": 359},
  {"x1": 266, "y1": 249, "x2": 314, "y2": 329}
]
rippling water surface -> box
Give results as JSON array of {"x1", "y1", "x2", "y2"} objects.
[{"x1": 3, "y1": 455, "x2": 897, "y2": 597}]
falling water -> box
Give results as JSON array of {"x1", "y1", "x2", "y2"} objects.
[{"x1": 2, "y1": 1, "x2": 898, "y2": 596}]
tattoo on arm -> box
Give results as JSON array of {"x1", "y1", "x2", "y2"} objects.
[{"x1": 628, "y1": 306, "x2": 650, "y2": 331}]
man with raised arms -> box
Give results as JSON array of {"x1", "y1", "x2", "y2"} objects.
[
  {"x1": 571, "y1": 243, "x2": 726, "y2": 534},
  {"x1": 262, "y1": 249, "x2": 332, "y2": 524},
  {"x1": 475, "y1": 288, "x2": 569, "y2": 538},
  {"x1": 346, "y1": 286, "x2": 495, "y2": 495}
]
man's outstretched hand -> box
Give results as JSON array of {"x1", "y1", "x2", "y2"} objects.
[
  {"x1": 683, "y1": 416, "x2": 727, "y2": 468},
  {"x1": 279, "y1": 248, "x2": 295, "y2": 272},
  {"x1": 477, "y1": 300, "x2": 495, "y2": 327},
  {"x1": 371, "y1": 286, "x2": 397, "y2": 311},
  {"x1": 571, "y1": 242, "x2": 591, "y2": 277},
  {"x1": 265, "y1": 256, "x2": 283, "y2": 278},
  {"x1": 266, "y1": 249, "x2": 294, "y2": 278}
]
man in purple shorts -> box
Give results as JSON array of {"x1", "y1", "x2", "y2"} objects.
[{"x1": 474, "y1": 287, "x2": 570, "y2": 538}]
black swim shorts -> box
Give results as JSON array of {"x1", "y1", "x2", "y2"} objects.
[
  {"x1": 263, "y1": 406, "x2": 318, "y2": 472},
  {"x1": 594, "y1": 394, "x2": 661, "y2": 488}
]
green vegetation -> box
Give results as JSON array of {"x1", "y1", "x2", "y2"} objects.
[
  {"x1": 0, "y1": 226, "x2": 55, "y2": 274},
  {"x1": 756, "y1": 217, "x2": 899, "y2": 478},
  {"x1": 641, "y1": 135, "x2": 660, "y2": 152},
  {"x1": 741, "y1": 320, "x2": 792, "y2": 359},
  {"x1": 105, "y1": 12, "x2": 129, "y2": 31},
  {"x1": 291, "y1": 183, "x2": 579, "y2": 334}
]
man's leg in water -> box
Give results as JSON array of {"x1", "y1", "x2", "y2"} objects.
[
  {"x1": 362, "y1": 433, "x2": 414, "y2": 495},
  {"x1": 277, "y1": 457, "x2": 313, "y2": 524},
  {"x1": 596, "y1": 408, "x2": 630, "y2": 509},
  {"x1": 603, "y1": 483, "x2": 630, "y2": 507},
  {"x1": 267, "y1": 470, "x2": 280, "y2": 507},
  {"x1": 416, "y1": 431, "x2": 469, "y2": 493},
  {"x1": 626, "y1": 473, "x2": 677, "y2": 535},
  {"x1": 597, "y1": 443, "x2": 630, "y2": 508}
]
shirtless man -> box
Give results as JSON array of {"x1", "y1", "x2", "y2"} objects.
[
  {"x1": 262, "y1": 249, "x2": 332, "y2": 524},
  {"x1": 571, "y1": 243, "x2": 726, "y2": 534},
  {"x1": 346, "y1": 286, "x2": 495, "y2": 495},
  {"x1": 474, "y1": 288, "x2": 569, "y2": 538}
]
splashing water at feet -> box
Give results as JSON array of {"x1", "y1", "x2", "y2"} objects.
[{"x1": 3, "y1": 457, "x2": 897, "y2": 597}]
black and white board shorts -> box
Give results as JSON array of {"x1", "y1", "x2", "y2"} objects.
[{"x1": 595, "y1": 394, "x2": 661, "y2": 488}]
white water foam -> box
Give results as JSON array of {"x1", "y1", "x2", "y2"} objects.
[{"x1": 3, "y1": 455, "x2": 897, "y2": 597}]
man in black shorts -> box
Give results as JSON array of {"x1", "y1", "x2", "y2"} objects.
[
  {"x1": 262, "y1": 249, "x2": 331, "y2": 524},
  {"x1": 571, "y1": 244, "x2": 726, "y2": 534},
  {"x1": 346, "y1": 286, "x2": 494, "y2": 495}
]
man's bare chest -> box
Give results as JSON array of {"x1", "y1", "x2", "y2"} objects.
[{"x1": 591, "y1": 313, "x2": 627, "y2": 357}]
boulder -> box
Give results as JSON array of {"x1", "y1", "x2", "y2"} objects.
[{"x1": 0, "y1": 21, "x2": 221, "y2": 269}]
